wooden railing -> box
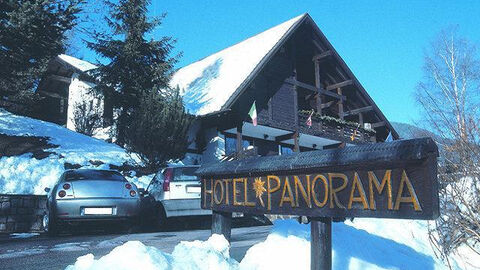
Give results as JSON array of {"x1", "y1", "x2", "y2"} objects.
[{"x1": 298, "y1": 113, "x2": 376, "y2": 143}]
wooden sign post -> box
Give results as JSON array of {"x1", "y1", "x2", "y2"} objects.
[{"x1": 196, "y1": 138, "x2": 439, "y2": 270}]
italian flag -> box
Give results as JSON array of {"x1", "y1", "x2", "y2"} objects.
[{"x1": 248, "y1": 101, "x2": 257, "y2": 126}]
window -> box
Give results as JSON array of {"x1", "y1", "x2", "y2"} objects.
[
  {"x1": 280, "y1": 145, "x2": 294, "y2": 155},
  {"x1": 225, "y1": 136, "x2": 252, "y2": 155},
  {"x1": 173, "y1": 167, "x2": 199, "y2": 182},
  {"x1": 64, "y1": 170, "x2": 126, "y2": 182}
]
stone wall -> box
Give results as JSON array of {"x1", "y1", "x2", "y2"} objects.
[{"x1": 0, "y1": 194, "x2": 47, "y2": 233}]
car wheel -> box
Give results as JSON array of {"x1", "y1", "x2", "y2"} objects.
[
  {"x1": 154, "y1": 203, "x2": 167, "y2": 230},
  {"x1": 43, "y1": 211, "x2": 59, "y2": 236}
]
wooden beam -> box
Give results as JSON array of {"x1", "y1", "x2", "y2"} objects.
[
  {"x1": 312, "y1": 50, "x2": 332, "y2": 62},
  {"x1": 275, "y1": 131, "x2": 297, "y2": 142},
  {"x1": 343, "y1": 106, "x2": 373, "y2": 117},
  {"x1": 314, "y1": 59, "x2": 322, "y2": 114},
  {"x1": 320, "y1": 101, "x2": 335, "y2": 109},
  {"x1": 358, "y1": 113, "x2": 364, "y2": 125},
  {"x1": 212, "y1": 211, "x2": 232, "y2": 242},
  {"x1": 293, "y1": 131, "x2": 300, "y2": 152},
  {"x1": 236, "y1": 125, "x2": 243, "y2": 153},
  {"x1": 312, "y1": 39, "x2": 325, "y2": 53},
  {"x1": 49, "y1": 74, "x2": 71, "y2": 84},
  {"x1": 311, "y1": 218, "x2": 332, "y2": 270},
  {"x1": 322, "y1": 142, "x2": 345, "y2": 150},
  {"x1": 286, "y1": 78, "x2": 316, "y2": 91},
  {"x1": 326, "y1": 80, "x2": 353, "y2": 91},
  {"x1": 38, "y1": 91, "x2": 65, "y2": 99},
  {"x1": 337, "y1": 88, "x2": 344, "y2": 120},
  {"x1": 285, "y1": 78, "x2": 346, "y2": 101},
  {"x1": 371, "y1": 121, "x2": 386, "y2": 128}
]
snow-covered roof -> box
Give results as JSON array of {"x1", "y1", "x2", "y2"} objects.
[
  {"x1": 58, "y1": 54, "x2": 98, "y2": 72},
  {"x1": 170, "y1": 14, "x2": 306, "y2": 116}
]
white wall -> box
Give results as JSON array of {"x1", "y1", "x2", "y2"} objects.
[
  {"x1": 66, "y1": 73, "x2": 110, "y2": 139},
  {"x1": 201, "y1": 127, "x2": 225, "y2": 164}
]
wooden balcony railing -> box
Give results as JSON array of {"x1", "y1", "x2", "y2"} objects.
[{"x1": 298, "y1": 111, "x2": 376, "y2": 143}]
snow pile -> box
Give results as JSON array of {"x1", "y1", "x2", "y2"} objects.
[
  {"x1": 0, "y1": 109, "x2": 146, "y2": 194},
  {"x1": 9, "y1": 233, "x2": 39, "y2": 239},
  {"x1": 66, "y1": 234, "x2": 237, "y2": 270},
  {"x1": 170, "y1": 234, "x2": 238, "y2": 270},
  {"x1": 66, "y1": 219, "x2": 478, "y2": 270},
  {"x1": 170, "y1": 14, "x2": 305, "y2": 116},
  {"x1": 239, "y1": 222, "x2": 310, "y2": 270},
  {"x1": 240, "y1": 219, "x2": 445, "y2": 270}
]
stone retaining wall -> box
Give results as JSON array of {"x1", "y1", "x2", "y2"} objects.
[{"x1": 0, "y1": 194, "x2": 47, "y2": 233}]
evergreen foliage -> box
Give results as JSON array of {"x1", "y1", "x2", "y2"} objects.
[
  {"x1": 0, "y1": 0, "x2": 83, "y2": 112},
  {"x1": 87, "y1": 0, "x2": 178, "y2": 146},
  {"x1": 126, "y1": 87, "x2": 192, "y2": 171},
  {"x1": 89, "y1": 0, "x2": 190, "y2": 171}
]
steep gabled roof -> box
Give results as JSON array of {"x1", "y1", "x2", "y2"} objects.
[
  {"x1": 57, "y1": 54, "x2": 97, "y2": 73},
  {"x1": 170, "y1": 14, "x2": 307, "y2": 116},
  {"x1": 171, "y1": 13, "x2": 398, "y2": 139}
]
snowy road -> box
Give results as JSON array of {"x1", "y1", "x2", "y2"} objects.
[{"x1": 0, "y1": 224, "x2": 271, "y2": 270}]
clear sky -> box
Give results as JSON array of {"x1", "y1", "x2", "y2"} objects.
[{"x1": 79, "y1": 0, "x2": 480, "y2": 125}]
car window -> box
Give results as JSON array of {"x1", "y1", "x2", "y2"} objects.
[
  {"x1": 64, "y1": 170, "x2": 127, "y2": 182},
  {"x1": 153, "y1": 171, "x2": 164, "y2": 182},
  {"x1": 173, "y1": 167, "x2": 199, "y2": 182}
]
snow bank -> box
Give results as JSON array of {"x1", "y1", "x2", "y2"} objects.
[
  {"x1": 0, "y1": 109, "x2": 146, "y2": 194},
  {"x1": 241, "y1": 219, "x2": 443, "y2": 270},
  {"x1": 66, "y1": 234, "x2": 237, "y2": 270},
  {"x1": 66, "y1": 219, "x2": 478, "y2": 270},
  {"x1": 9, "y1": 233, "x2": 39, "y2": 239}
]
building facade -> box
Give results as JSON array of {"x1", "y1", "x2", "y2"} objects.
[
  {"x1": 172, "y1": 14, "x2": 398, "y2": 165},
  {"x1": 37, "y1": 14, "x2": 398, "y2": 165}
]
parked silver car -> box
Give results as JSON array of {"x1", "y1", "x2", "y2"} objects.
[
  {"x1": 147, "y1": 165, "x2": 211, "y2": 226},
  {"x1": 43, "y1": 169, "x2": 141, "y2": 235}
]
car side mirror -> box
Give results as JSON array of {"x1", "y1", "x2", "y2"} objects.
[{"x1": 44, "y1": 187, "x2": 51, "y2": 193}]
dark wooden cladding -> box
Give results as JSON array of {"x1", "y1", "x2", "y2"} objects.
[
  {"x1": 198, "y1": 138, "x2": 439, "y2": 220},
  {"x1": 271, "y1": 83, "x2": 296, "y2": 124}
]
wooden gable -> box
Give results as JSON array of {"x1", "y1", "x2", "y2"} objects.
[{"x1": 224, "y1": 14, "x2": 398, "y2": 143}]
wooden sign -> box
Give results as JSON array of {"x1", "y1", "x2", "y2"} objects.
[{"x1": 197, "y1": 138, "x2": 439, "y2": 220}]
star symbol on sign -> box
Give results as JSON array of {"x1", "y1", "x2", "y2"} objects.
[{"x1": 253, "y1": 178, "x2": 266, "y2": 207}]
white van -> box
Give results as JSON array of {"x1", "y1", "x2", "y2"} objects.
[{"x1": 147, "y1": 165, "x2": 211, "y2": 224}]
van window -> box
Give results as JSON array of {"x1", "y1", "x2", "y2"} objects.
[{"x1": 173, "y1": 167, "x2": 199, "y2": 182}]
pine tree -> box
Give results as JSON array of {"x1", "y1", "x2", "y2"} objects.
[
  {"x1": 87, "y1": 0, "x2": 177, "y2": 146},
  {"x1": 89, "y1": 0, "x2": 191, "y2": 171},
  {"x1": 127, "y1": 87, "x2": 192, "y2": 171},
  {"x1": 0, "y1": 0, "x2": 83, "y2": 113}
]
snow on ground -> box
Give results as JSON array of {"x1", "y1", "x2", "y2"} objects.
[
  {"x1": 66, "y1": 219, "x2": 478, "y2": 270},
  {"x1": 9, "y1": 233, "x2": 40, "y2": 239},
  {"x1": 0, "y1": 109, "x2": 147, "y2": 194},
  {"x1": 66, "y1": 234, "x2": 237, "y2": 270}
]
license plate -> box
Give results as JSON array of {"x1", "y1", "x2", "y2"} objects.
[
  {"x1": 84, "y1": 208, "x2": 112, "y2": 215},
  {"x1": 186, "y1": 186, "x2": 201, "y2": 193}
]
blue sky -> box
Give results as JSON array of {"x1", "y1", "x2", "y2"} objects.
[{"x1": 79, "y1": 0, "x2": 480, "y2": 125}]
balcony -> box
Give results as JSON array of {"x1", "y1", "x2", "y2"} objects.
[{"x1": 297, "y1": 111, "x2": 376, "y2": 144}]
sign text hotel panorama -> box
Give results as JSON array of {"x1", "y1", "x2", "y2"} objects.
[{"x1": 201, "y1": 166, "x2": 439, "y2": 220}]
